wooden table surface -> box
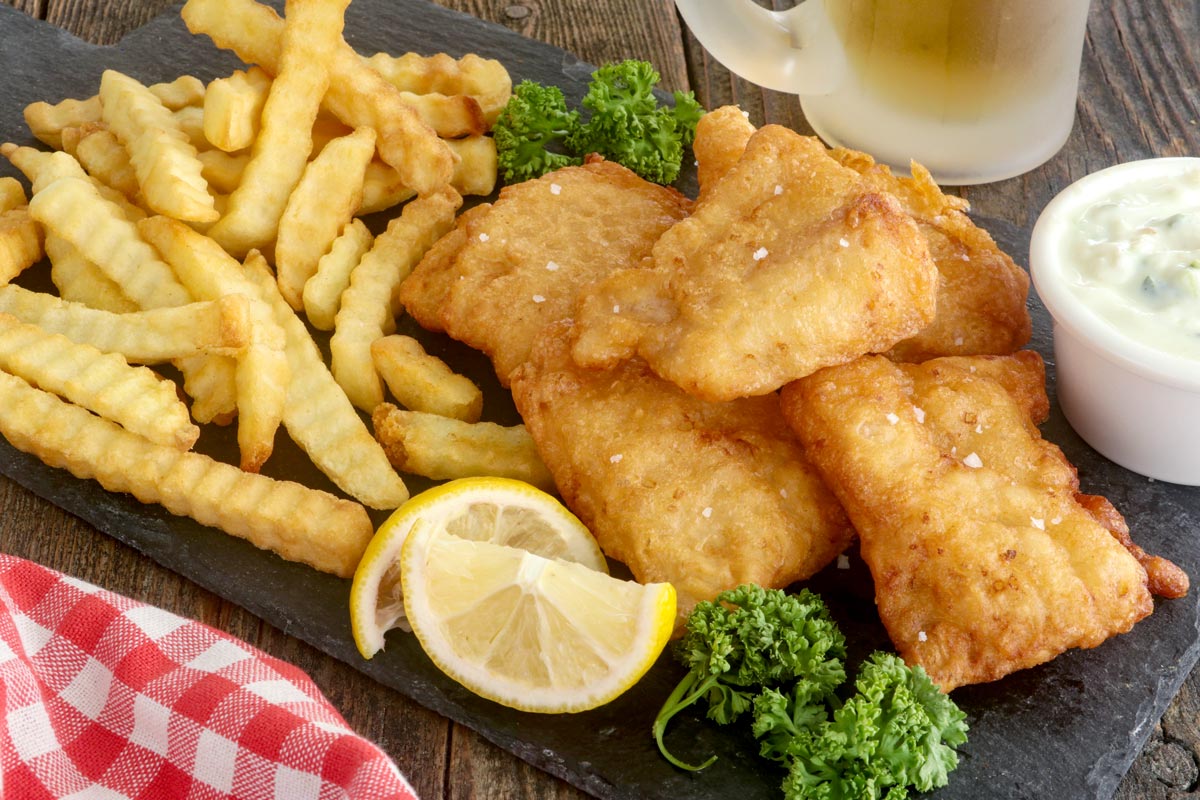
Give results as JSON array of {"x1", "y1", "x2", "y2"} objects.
[{"x1": 1, "y1": 0, "x2": 1198, "y2": 798}]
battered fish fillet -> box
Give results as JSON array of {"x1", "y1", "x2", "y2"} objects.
[
  {"x1": 830, "y1": 148, "x2": 1032, "y2": 361},
  {"x1": 398, "y1": 203, "x2": 491, "y2": 333},
  {"x1": 692, "y1": 105, "x2": 755, "y2": 202},
  {"x1": 690, "y1": 106, "x2": 1031, "y2": 362},
  {"x1": 397, "y1": 157, "x2": 691, "y2": 385},
  {"x1": 511, "y1": 321, "x2": 856, "y2": 624},
  {"x1": 780, "y1": 354, "x2": 1186, "y2": 691},
  {"x1": 571, "y1": 124, "x2": 938, "y2": 402}
]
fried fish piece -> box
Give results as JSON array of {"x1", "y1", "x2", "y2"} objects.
[
  {"x1": 921, "y1": 350, "x2": 1049, "y2": 423},
  {"x1": 692, "y1": 109, "x2": 1031, "y2": 363},
  {"x1": 511, "y1": 321, "x2": 855, "y2": 624},
  {"x1": 1075, "y1": 493, "x2": 1189, "y2": 600},
  {"x1": 398, "y1": 157, "x2": 691, "y2": 385},
  {"x1": 830, "y1": 148, "x2": 1032, "y2": 361},
  {"x1": 780, "y1": 354, "x2": 1182, "y2": 691},
  {"x1": 693, "y1": 104, "x2": 755, "y2": 202},
  {"x1": 396, "y1": 202, "x2": 490, "y2": 334},
  {"x1": 570, "y1": 125, "x2": 938, "y2": 402}
]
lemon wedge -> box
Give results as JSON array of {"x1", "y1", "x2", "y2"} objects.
[
  {"x1": 401, "y1": 517, "x2": 676, "y2": 713},
  {"x1": 350, "y1": 476, "x2": 608, "y2": 660}
]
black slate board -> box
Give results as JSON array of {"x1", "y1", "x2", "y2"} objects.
[{"x1": 1, "y1": 3, "x2": 1198, "y2": 799}]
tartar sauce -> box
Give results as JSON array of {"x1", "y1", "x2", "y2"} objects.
[{"x1": 1061, "y1": 168, "x2": 1200, "y2": 361}]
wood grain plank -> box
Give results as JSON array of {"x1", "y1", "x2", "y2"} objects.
[
  {"x1": 43, "y1": 0, "x2": 174, "y2": 43},
  {"x1": 447, "y1": 726, "x2": 588, "y2": 800},
  {"x1": 6, "y1": 0, "x2": 42, "y2": 16},
  {"x1": 429, "y1": 0, "x2": 690, "y2": 93}
]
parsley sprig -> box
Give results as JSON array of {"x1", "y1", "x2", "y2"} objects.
[{"x1": 653, "y1": 585, "x2": 969, "y2": 800}]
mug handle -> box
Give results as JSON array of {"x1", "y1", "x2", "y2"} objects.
[{"x1": 674, "y1": 0, "x2": 846, "y2": 96}]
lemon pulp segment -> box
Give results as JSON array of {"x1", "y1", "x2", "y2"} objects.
[{"x1": 403, "y1": 527, "x2": 675, "y2": 713}]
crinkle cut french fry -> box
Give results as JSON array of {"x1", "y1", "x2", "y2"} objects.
[
  {"x1": 34, "y1": 200, "x2": 237, "y2": 422},
  {"x1": 447, "y1": 135, "x2": 497, "y2": 197},
  {"x1": 0, "y1": 177, "x2": 26, "y2": 213},
  {"x1": 0, "y1": 209, "x2": 43, "y2": 285},
  {"x1": 138, "y1": 215, "x2": 287, "y2": 471},
  {"x1": 0, "y1": 370, "x2": 372, "y2": 577},
  {"x1": 244, "y1": 252, "x2": 409, "y2": 509},
  {"x1": 358, "y1": 135, "x2": 496, "y2": 216},
  {"x1": 60, "y1": 124, "x2": 141, "y2": 199},
  {"x1": 181, "y1": 0, "x2": 455, "y2": 197},
  {"x1": 372, "y1": 403, "x2": 554, "y2": 491},
  {"x1": 28, "y1": 176, "x2": 191, "y2": 309},
  {"x1": 23, "y1": 97, "x2": 100, "y2": 151},
  {"x1": 4, "y1": 143, "x2": 89, "y2": 192},
  {"x1": 310, "y1": 114, "x2": 355, "y2": 152},
  {"x1": 152, "y1": 75, "x2": 208, "y2": 109},
  {"x1": 202, "y1": 66, "x2": 272, "y2": 152},
  {"x1": 0, "y1": 284, "x2": 250, "y2": 363},
  {"x1": 371, "y1": 334, "x2": 482, "y2": 423},
  {"x1": 173, "y1": 106, "x2": 209, "y2": 151},
  {"x1": 364, "y1": 51, "x2": 511, "y2": 125},
  {"x1": 0, "y1": 313, "x2": 198, "y2": 449},
  {"x1": 182, "y1": 0, "x2": 283, "y2": 71},
  {"x1": 99, "y1": 70, "x2": 218, "y2": 225},
  {"x1": 331, "y1": 185, "x2": 461, "y2": 412},
  {"x1": 45, "y1": 235, "x2": 138, "y2": 313},
  {"x1": 58, "y1": 124, "x2": 88, "y2": 155},
  {"x1": 382, "y1": 90, "x2": 486, "y2": 140},
  {"x1": 202, "y1": 133, "x2": 493, "y2": 218},
  {"x1": 324, "y1": 38, "x2": 456, "y2": 197},
  {"x1": 363, "y1": 51, "x2": 491, "y2": 94},
  {"x1": 206, "y1": 0, "x2": 351, "y2": 258},
  {"x1": 175, "y1": 352, "x2": 240, "y2": 425},
  {"x1": 2, "y1": 144, "x2": 148, "y2": 222},
  {"x1": 275, "y1": 126, "x2": 375, "y2": 310},
  {"x1": 23, "y1": 75, "x2": 206, "y2": 150},
  {"x1": 302, "y1": 218, "x2": 372, "y2": 331},
  {"x1": 197, "y1": 148, "x2": 247, "y2": 195},
  {"x1": 357, "y1": 163, "x2": 415, "y2": 217}
]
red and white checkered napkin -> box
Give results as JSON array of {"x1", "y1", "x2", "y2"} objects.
[{"x1": 0, "y1": 554, "x2": 419, "y2": 800}]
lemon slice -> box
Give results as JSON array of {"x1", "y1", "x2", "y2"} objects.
[
  {"x1": 401, "y1": 518, "x2": 676, "y2": 713},
  {"x1": 350, "y1": 477, "x2": 608, "y2": 659}
]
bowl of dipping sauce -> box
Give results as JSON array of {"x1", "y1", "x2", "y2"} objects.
[{"x1": 1030, "y1": 157, "x2": 1200, "y2": 484}]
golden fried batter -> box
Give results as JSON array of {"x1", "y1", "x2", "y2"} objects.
[
  {"x1": 693, "y1": 105, "x2": 755, "y2": 202},
  {"x1": 398, "y1": 203, "x2": 491, "y2": 334},
  {"x1": 781, "y1": 354, "x2": 1168, "y2": 691},
  {"x1": 689, "y1": 107, "x2": 1031, "y2": 364},
  {"x1": 571, "y1": 125, "x2": 938, "y2": 402},
  {"x1": 830, "y1": 148, "x2": 1032, "y2": 361},
  {"x1": 914, "y1": 350, "x2": 1049, "y2": 426},
  {"x1": 397, "y1": 157, "x2": 691, "y2": 385},
  {"x1": 511, "y1": 321, "x2": 855, "y2": 624},
  {"x1": 1076, "y1": 493, "x2": 1189, "y2": 600}
]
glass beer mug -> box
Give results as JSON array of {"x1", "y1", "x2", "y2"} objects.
[{"x1": 674, "y1": 0, "x2": 1093, "y2": 184}]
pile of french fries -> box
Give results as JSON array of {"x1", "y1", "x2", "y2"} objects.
[{"x1": 0, "y1": 0, "x2": 552, "y2": 578}]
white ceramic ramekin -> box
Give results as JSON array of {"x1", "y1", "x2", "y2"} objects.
[{"x1": 1029, "y1": 157, "x2": 1200, "y2": 485}]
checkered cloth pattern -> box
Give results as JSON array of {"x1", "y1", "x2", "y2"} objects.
[{"x1": 0, "y1": 554, "x2": 419, "y2": 800}]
